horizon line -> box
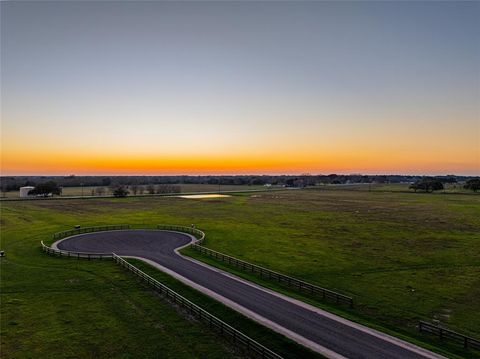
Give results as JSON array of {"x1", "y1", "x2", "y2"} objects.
[{"x1": 1, "y1": 172, "x2": 478, "y2": 177}]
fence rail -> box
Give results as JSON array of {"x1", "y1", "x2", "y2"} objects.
[
  {"x1": 43, "y1": 224, "x2": 131, "y2": 259},
  {"x1": 158, "y1": 224, "x2": 353, "y2": 307},
  {"x1": 113, "y1": 254, "x2": 282, "y2": 359},
  {"x1": 419, "y1": 321, "x2": 480, "y2": 350},
  {"x1": 41, "y1": 241, "x2": 113, "y2": 259},
  {"x1": 45, "y1": 224, "x2": 352, "y2": 307},
  {"x1": 52, "y1": 224, "x2": 131, "y2": 240},
  {"x1": 156, "y1": 224, "x2": 205, "y2": 242},
  {"x1": 190, "y1": 243, "x2": 353, "y2": 308},
  {"x1": 41, "y1": 224, "x2": 281, "y2": 357}
]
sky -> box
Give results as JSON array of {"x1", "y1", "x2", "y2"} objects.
[{"x1": 1, "y1": 1, "x2": 479, "y2": 176}]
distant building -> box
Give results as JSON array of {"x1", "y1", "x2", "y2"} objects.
[{"x1": 19, "y1": 186, "x2": 35, "y2": 198}]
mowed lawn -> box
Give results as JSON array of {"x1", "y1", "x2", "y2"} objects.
[{"x1": 1, "y1": 189, "x2": 479, "y2": 357}]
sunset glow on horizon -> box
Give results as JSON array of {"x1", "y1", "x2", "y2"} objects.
[{"x1": 2, "y1": 2, "x2": 479, "y2": 176}]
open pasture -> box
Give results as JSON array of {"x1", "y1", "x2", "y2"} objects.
[
  {"x1": 1, "y1": 188, "x2": 479, "y2": 358},
  {"x1": 187, "y1": 189, "x2": 480, "y2": 338}
]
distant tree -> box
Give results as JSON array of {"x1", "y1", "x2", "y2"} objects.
[
  {"x1": 285, "y1": 178, "x2": 296, "y2": 187},
  {"x1": 29, "y1": 181, "x2": 62, "y2": 197},
  {"x1": 1, "y1": 182, "x2": 8, "y2": 197},
  {"x1": 233, "y1": 177, "x2": 246, "y2": 185},
  {"x1": 156, "y1": 184, "x2": 181, "y2": 194},
  {"x1": 95, "y1": 187, "x2": 106, "y2": 196},
  {"x1": 250, "y1": 178, "x2": 265, "y2": 186},
  {"x1": 301, "y1": 174, "x2": 317, "y2": 187},
  {"x1": 409, "y1": 178, "x2": 444, "y2": 193},
  {"x1": 376, "y1": 175, "x2": 388, "y2": 184},
  {"x1": 464, "y1": 178, "x2": 480, "y2": 192},
  {"x1": 441, "y1": 176, "x2": 457, "y2": 184},
  {"x1": 207, "y1": 178, "x2": 219, "y2": 185},
  {"x1": 130, "y1": 184, "x2": 138, "y2": 195},
  {"x1": 101, "y1": 177, "x2": 111, "y2": 186},
  {"x1": 111, "y1": 185, "x2": 129, "y2": 197},
  {"x1": 137, "y1": 185, "x2": 145, "y2": 194},
  {"x1": 146, "y1": 184, "x2": 156, "y2": 194}
]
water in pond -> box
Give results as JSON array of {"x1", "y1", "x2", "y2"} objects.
[{"x1": 178, "y1": 194, "x2": 231, "y2": 199}]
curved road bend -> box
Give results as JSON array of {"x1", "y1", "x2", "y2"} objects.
[{"x1": 56, "y1": 230, "x2": 444, "y2": 359}]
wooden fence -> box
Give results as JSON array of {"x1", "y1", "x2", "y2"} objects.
[
  {"x1": 190, "y1": 243, "x2": 353, "y2": 307},
  {"x1": 42, "y1": 224, "x2": 131, "y2": 259},
  {"x1": 419, "y1": 321, "x2": 480, "y2": 350},
  {"x1": 41, "y1": 225, "x2": 282, "y2": 358},
  {"x1": 52, "y1": 224, "x2": 130, "y2": 240},
  {"x1": 156, "y1": 224, "x2": 205, "y2": 242},
  {"x1": 114, "y1": 254, "x2": 282, "y2": 359},
  {"x1": 41, "y1": 241, "x2": 113, "y2": 259}
]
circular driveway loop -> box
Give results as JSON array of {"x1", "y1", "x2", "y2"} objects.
[{"x1": 57, "y1": 230, "x2": 444, "y2": 359}]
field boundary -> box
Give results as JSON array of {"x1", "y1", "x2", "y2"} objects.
[
  {"x1": 41, "y1": 241, "x2": 113, "y2": 259},
  {"x1": 156, "y1": 224, "x2": 353, "y2": 307},
  {"x1": 52, "y1": 224, "x2": 131, "y2": 240},
  {"x1": 189, "y1": 240, "x2": 353, "y2": 308},
  {"x1": 156, "y1": 224, "x2": 205, "y2": 242},
  {"x1": 419, "y1": 321, "x2": 480, "y2": 350},
  {"x1": 42, "y1": 224, "x2": 132, "y2": 258}
]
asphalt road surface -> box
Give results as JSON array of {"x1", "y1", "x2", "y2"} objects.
[{"x1": 57, "y1": 230, "x2": 444, "y2": 359}]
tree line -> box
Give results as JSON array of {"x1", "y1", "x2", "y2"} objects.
[
  {"x1": 1, "y1": 175, "x2": 479, "y2": 197},
  {"x1": 409, "y1": 177, "x2": 480, "y2": 193},
  {"x1": 2, "y1": 174, "x2": 477, "y2": 192}
]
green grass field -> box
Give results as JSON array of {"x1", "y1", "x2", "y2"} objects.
[
  {"x1": 317, "y1": 182, "x2": 478, "y2": 194},
  {"x1": 181, "y1": 190, "x2": 480, "y2": 335},
  {"x1": 1, "y1": 188, "x2": 479, "y2": 358}
]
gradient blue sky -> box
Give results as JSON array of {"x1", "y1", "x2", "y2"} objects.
[{"x1": 1, "y1": 1, "x2": 479, "y2": 175}]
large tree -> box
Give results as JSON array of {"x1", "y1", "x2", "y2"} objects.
[
  {"x1": 464, "y1": 178, "x2": 480, "y2": 192},
  {"x1": 409, "y1": 178, "x2": 444, "y2": 193},
  {"x1": 130, "y1": 184, "x2": 139, "y2": 195},
  {"x1": 111, "y1": 185, "x2": 129, "y2": 197},
  {"x1": 29, "y1": 181, "x2": 62, "y2": 197}
]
